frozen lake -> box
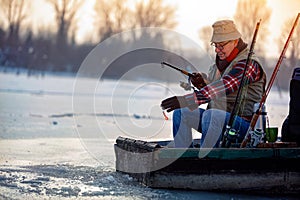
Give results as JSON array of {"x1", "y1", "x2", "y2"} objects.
[{"x1": 0, "y1": 71, "x2": 294, "y2": 199}]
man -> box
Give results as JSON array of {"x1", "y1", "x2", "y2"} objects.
[{"x1": 161, "y1": 20, "x2": 266, "y2": 148}]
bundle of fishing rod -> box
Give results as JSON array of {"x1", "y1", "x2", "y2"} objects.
[{"x1": 222, "y1": 13, "x2": 300, "y2": 148}]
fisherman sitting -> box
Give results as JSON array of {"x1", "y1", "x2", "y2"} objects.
[{"x1": 161, "y1": 20, "x2": 266, "y2": 148}]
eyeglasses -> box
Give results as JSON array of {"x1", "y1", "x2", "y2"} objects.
[{"x1": 211, "y1": 40, "x2": 232, "y2": 50}]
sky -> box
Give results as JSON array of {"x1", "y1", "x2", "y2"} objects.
[
  {"x1": 31, "y1": 0, "x2": 300, "y2": 58},
  {"x1": 165, "y1": 0, "x2": 300, "y2": 58}
]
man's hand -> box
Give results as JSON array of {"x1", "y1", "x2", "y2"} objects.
[
  {"x1": 191, "y1": 72, "x2": 207, "y2": 89},
  {"x1": 161, "y1": 96, "x2": 188, "y2": 112}
]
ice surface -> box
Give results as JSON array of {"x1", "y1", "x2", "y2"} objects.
[{"x1": 0, "y1": 71, "x2": 293, "y2": 199}]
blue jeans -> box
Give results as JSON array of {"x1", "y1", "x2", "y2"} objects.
[{"x1": 172, "y1": 108, "x2": 250, "y2": 148}]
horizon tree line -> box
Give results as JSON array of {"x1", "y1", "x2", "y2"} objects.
[{"x1": 0, "y1": 0, "x2": 298, "y2": 89}]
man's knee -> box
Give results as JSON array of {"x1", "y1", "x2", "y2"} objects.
[
  {"x1": 173, "y1": 107, "x2": 191, "y2": 120},
  {"x1": 203, "y1": 109, "x2": 227, "y2": 120},
  {"x1": 201, "y1": 109, "x2": 227, "y2": 132}
]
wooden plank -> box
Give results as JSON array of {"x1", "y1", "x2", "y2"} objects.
[
  {"x1": 156, "y1": 148, "x2": 300, "y2": 159},
  {"x1": 257, "y1": 142, "x2": 298, "y2": 148},
  {"x1": 148, "y1": 171, "x2": 300, "y2": 194}
]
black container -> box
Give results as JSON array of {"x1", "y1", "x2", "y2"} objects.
[{"x1": 282, "y1": 67, "x2": 300, "y2": 145}]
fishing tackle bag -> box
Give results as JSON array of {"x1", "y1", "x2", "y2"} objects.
[{"x1": 282, "y1": 67, "x2": 300, "y2": 145}]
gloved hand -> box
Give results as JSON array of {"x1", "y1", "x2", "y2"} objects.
[
  {"x1": 161, "y1": 96, "x2": 188, "y2": 112},
  {"x1": 191, "y1": 72, "x2": 207, "y2": 89}
]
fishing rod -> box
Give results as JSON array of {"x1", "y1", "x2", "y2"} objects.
[
  {"x1": 160, "y1": 61, "x2": 196, "y2": 120},
  {"x1": 161, "y1": 62, "x2": 195, "y2": 78},
  {"x1": 221, "y1": 19, "x2": 261, "y2": 148},
  {"x1": 240, "y1": 13, "x2": 300, "y2": 148}
]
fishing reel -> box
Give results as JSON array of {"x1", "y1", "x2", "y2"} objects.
[
  {"x1": 179, "y1": 77, "x2": 193, "y2": 91},
  {"x1": 248, "y1": 129, "x2": 264, "y2": 148},
  {"x1": 221, "y1": 126, "x2": 239, "y2": 148}
]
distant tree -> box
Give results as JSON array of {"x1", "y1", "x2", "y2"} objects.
[
  {"x1": 0, "y1": 0, "x2": 29, "y2": 45},
  {"x1": 94, "y1": 0, "x2": 131, "y2": 42},
  {"x1": 94, "y1": 0, "x2": 177, "y2": 42},
  {"x1": 277, "y1": 17, "x2": 300, "y2": 68},
  {"x1": 0, "y1": 27, "x2": 5, "y2": 48},
  {"x1": 46, "y1": 0, "x2": 83, "y2": 70},
  {"x1": 47, "y1": 0, "x2": 83, "y2": 47},
  {"x1": 233, "y1": 0, "x2": 271, "y2": 57},
  {"x1": 275, "y1": 16, "x2": 300, "y2": 90},
  {"x1": 198, "y1": 25, "x2": 213, "y2": 57},
  {"x1": 133, "y1": 0, "x2": 177, "y2": 29}
]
